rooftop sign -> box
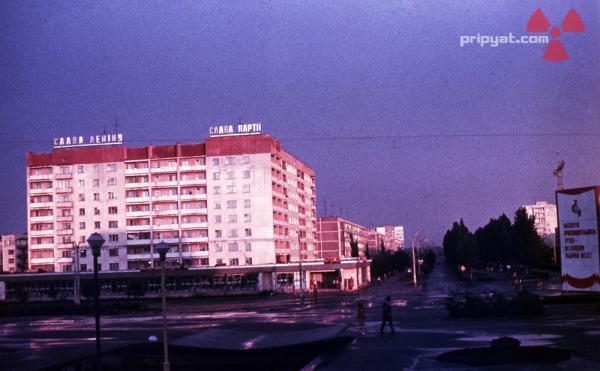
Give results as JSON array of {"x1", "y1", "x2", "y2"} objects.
[
  {"x1": 53, "y1": 133, "x2": 124, "y2": 149},
  {"x1": 209, "y1": 123, "x2": 262, "y2": 137}
]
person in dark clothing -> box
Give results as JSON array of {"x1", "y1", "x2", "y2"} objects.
[
  {"x1": 357, "y1": 301, "x2": 366, "y2": 335},
  {"x1": 380, "y1": 296, "x2": 395, "y2": 334}
]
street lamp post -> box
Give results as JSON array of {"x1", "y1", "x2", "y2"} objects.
[
  {"x1": 297, "y1": 232, "x2": 304, "y2": 300},
  {"x1": 155, "y1": 241, "x2": 171, "y2": 371},
  {"x1": 72, "y1": 241, "x2": 81, "y2": 305},
  {"x1": 411, "y1": 231, "x2": 421, "y2": 287},
  {"x1": 87, "y1": 232, "x2": 105, "y2": 370}
]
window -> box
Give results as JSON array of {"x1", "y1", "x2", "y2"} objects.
[
  {"x1": 79, "y1": 222, "x2": 86, "y2": 230},
  {"x1": 200, "y1": 258, "x2": 209, "y2": 266},
  {"x1": 245, "y1": 257, "x2": 253, "y2": 265},
  {"x1": 59, "y1": 166, "x2": 71, "y2": 174},
  {"x1": 93, "y1": 164, "x2": 100, "y2": 172},
  {"x1": 213, "y1": 186, "x2": 221, "y2": 195},
  {"x1": 213, "y1": 172, "x2": 220, "y2": 180},
  {"x1": 214, "y1": 215, "x2": 222, "y2": 224},
  {"x1": 227, "y1": 185, "x2": 236, "y2": 193},
  {"x1": 108, "y1": 206, "x2": 118, "y2": 214},
  {"x1": 80, "y1": 264, "x2": 87, "y2": 271},
  {"x1": 109, "y1": 248, "x2": 119, "y2": 256},
  {"x1": 245, "y1": 242, "x2": 252, "y2": 251},
  {"x1": 226, "y1": 171, "x2": 235, "y2": 179},
  {"x1": 226, "y1": 157, "x2": 235, "y2": 165},
  {"x1": 79, "y1": 208, "x2": 85, "y2": 216},
  {"x1": 109, "y1": 234, "x2": 119, "y2": 242},
  {"x1": 228, "y1": 229, "x2": 238, "y2": 238},
  {"x1": 109, "y1": 221, "x2": 118, "y2": 228},
  {"x1": 214, "y1": 202, "x2": 221, "y2": 209},
  {"x1": 215, "y1": 230, "x2": 222, "y2": 238},
  {"x1": 109, "y1": 263, "x2": 119, "y2": 271},
  {"x1": 229, "y1": 258, "x2": 239, "y2": 266},
  {"x1": 93, "y1": 179, "x2": 100, "y2": 187},
  {"x1": 243, "y1": 170, "x2": 251, "y2": 178},
  {"x1": 94, "y1": 193, "x2": 100, "y2": 201},
  {"x1": 244, "y1": 213, "x2": 251, "y2": 222},
  {"x1": 107, "y1": 178, "x2": 117, "y2": 186},
  {"x1": 227, "y1": 215, "x2": 237, "y2": 223},
  {"x1": 78, "y1": 194, "x2": 85, "y2": 201},
  {"x1": 216, "y1": 258, "x2": 223, "y2": 265},
  {"x1": 212, "y1": 158, "x2": 219, "y2": 166},
  {"x1": 228, "y1": 243, "x2": 238, "y2": 252},
  {"x1": 108, "y1": 192, "x2": 116, "y2": 200},
  {"x1": 77, "y1": 165, "x2": 84, "y2": 173},
  {"x1": 62, "y1": 251, "x2": 72, "y2": 259},
  {"x1": 227, "y1": 200, "x2": 237, "y2": 209},
  {"x1": 242, "y1": 155, "x2": 250, "y2": 164},
  {"x1": 244, "y1": 199, "x2": 251, "y2": 208},
  {"x1": 94, "y1": 221, "x2": 101, "y2": 229},
  {"x1": 79, "y1": 236, "x2": 86, "y2": 243},
  {"x1": 214, "y1": 243, "x2": 222, "y2": 252},
  {"x1": 78, "y1": 179, "x2": 85, "y2": 187},
  {"x1": 94, "y1": 207, "x2": 100, "y2": 215},
  {"x1": 243, "y1": 184, "x2": 251, "y2": 193},
  {"x1": 244, "y1": 228, "x2": 252, "y2": 237},
  {"x1": 106, "y1": 164, "x2": 117, "y2": 172}
]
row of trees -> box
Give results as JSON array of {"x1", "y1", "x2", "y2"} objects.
[{"x1": 443, "y1": 207, "x2": 554, "y2": 270}]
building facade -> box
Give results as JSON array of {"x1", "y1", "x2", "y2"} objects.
[
  {"x1": 26, "y1": 133, "x2": 317, "y2": 273},
  {"x1": 522, "y1": 201, "x2": 558, "y2": 237},
  {"x1": 375, "y1": 225, "x2": 405, "y2": 251},
  {"x1": 1, "y1": 234, "x2": 28, "y2": 273},
  {"x1": 317, "y1": 216, "x2": 371, "y2": 260}
]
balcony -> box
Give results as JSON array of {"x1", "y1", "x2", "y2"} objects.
[
  {"x1": 55, "y1": 173, "x2": 73, "y2": 180},
  {"x1": 179, "y1": 178, "x2": 207, "y2": 186},
  {"x1": 30, "y1": 229, "x2": 54, "y2": 237},
  {"x1": 150, "y1": 167, "x2": 177, "y2": 174},
  {"x1": 29, "y1": 174, "x2": 53, "y2": 181},
  {"x1": 125, "y1": 167, "x2": 150, "y2": 175},
  {"x1": 56, "y1": 229, "x2": 73, "y2": 236},
  {"x1": 30, "y1": 243, "x2": 54, "y2": 249},
  {"x1": 152, "y1": 238, "x2": 181, "y2": 244},
  {"x1": 180, "y1": 194, "x2": 207, "y2": 201},
  {"x1": 30, "y1": 215, "x2": 54, "y2": 223},
  {"x1": 181, "y1": 222, "x2": 208, "y2": 229},
  {"x1": 30, "y1": 202, "x2": 53, "y2": 209},
  {"x1": 125, "y1": 196, "x2": 150, "y2": 203},
  {"x1": 126, "y1": 225, "x2": 151, "y2": 231},
  {"x1": 56, "y1": 201, "x2": 73, "y2": 208},
  {"x1": 179, "y1": 164, "x2": 205, "y2": 171},
  {"x1": 30, "y1": 257, "x2": 55, "y2": 264},
  {"x1": 56, "y1": 187, "x2": 73, "y2": 194},
  {"x1": 181, "y1": 236, "x2": 208, "y2": 243},
  {"x1": 180, "y1": 208, "x2": 208, "y2": 215},
  {"x1": 152, "y1": 194, "x2": 179, "y2": 202},
  {"x1": 125, "y1": 210, "x2": 151, "y2": 217},
  {"x1": 153, "y1": 209, "x2": 179, "y2": 216},
  {"x1": 125, "y1": 182, "x2": 150, "y2": 189},
  {"x1": 56, "y1": 215, "x2": 73, "y2": 222},
  {"x1": 126, "y1": 238, "x2": 151, "y2": 245},
  {"x1": 29, "y1": 188, "x2": 53, "y2": 195},
  {"x1": 153, "y1": 223, "x2": 180, "y2": 231},
  {"x1": 152, "y1": 180, "x2": 178, "y2": 187}
]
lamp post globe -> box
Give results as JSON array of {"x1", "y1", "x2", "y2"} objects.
[
  {"x1": 87, "y1": 232, "x2": 105, "y2": 258},
  {"x1": 155, "y1": 241, "x2": 170, "y2": 262}
]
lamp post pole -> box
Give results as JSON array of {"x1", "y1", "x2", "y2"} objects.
[
  {"x1": 72, "y1": 241, "x2": 81, "y2": 305},
  {"x1": 411, "y1": 231, "x2": 421, "y2": 287},
  {"x1": 297, "y1": 232, "x2": 304, "y2": 300},
  {"x1": 87, "y1": 233, "x2": 105, "y2": 370},
  {"x1": 155, "y1": 241, "x2": 171, "y2": 371}
]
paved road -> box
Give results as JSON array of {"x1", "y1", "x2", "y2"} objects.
[{"x1": 320, "y1": 261, "x2": 600, "y2": 370}]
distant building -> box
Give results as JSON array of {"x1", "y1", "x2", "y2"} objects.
[
  {"x1": 1, "y1": 234, "x2": 28, "y2": 273},
  {"x1": 375, "y1": 225, "x2": 405, "y2": 251},
  {"x1": 317, "y1": 216, "x2": 370, "y2": 261},
  {"x1": 522, "y1": 202, "x2": 558, "y2": 237}
]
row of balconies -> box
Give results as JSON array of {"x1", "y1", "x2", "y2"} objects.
[{"x1": 125, "y1": 165, "x2": 206, "y2": 175}]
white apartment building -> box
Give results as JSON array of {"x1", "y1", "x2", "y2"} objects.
[
  {"x1": 375, "y1": 225, "x2": 405, "y2": 251},
  {"x1": 26, "y1": 132, "x2": 317, "y2": 273},
  {"x1": 523, "y1": 201, "x2": 558, "y2": 237}
]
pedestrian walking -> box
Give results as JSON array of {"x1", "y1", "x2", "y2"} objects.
[
  {"x1": 313, "y1": 285, "x2": 318, "y2": 303},
  {"x1": 380, "y1": 296, "x2": 395, "y2": 334},
  {"x1": 357, "y1": 301, "x2": 366, "y2": 335}
]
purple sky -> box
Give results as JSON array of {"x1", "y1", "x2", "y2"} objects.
[{"x1": 1, "y1": 1, "x2": 599, "y2": 243}]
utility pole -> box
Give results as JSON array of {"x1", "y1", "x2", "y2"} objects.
[
  {"x1": 411, "y1": 231, "x2": 421, "y2": 287},
  {"x1": 72, "y1": 241, "x2": 81, "y2": 305}
]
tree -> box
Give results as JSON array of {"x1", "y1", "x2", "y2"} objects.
[
  {"x1": 475, "y1": 213, "x2": 513, "y2": 264},
  {"x1": 349, "y1": 233, "x2": 359, "y2": 257},
  {"x1": 512, "y1": 207, "x2": 549, "y2": 267},
  {"x1": 443, "y1": 219, "x2": 478, "y2": 268},
  {"x1": 379, "y1": 239, "x2": 385, "y2": 253},
  {"x1": 364, "y1": 243, "x2": 370, "y2": 259}
]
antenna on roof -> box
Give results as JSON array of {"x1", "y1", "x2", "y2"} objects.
[{"x1": 115, "y1": 118, "x2": 120, "y2": 134}]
